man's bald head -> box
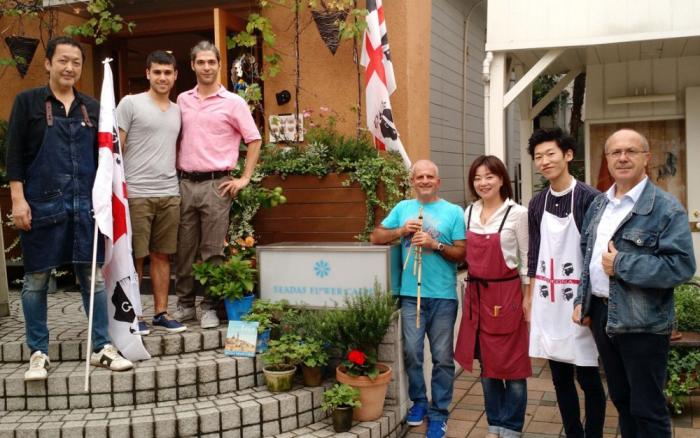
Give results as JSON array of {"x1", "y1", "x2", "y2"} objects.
[
  {"x1": 604, "y1": 129, "x2": 649, "y2": 153},
  {"x1": 410, "y1": 160, "x2": 439, "y2": 179}
]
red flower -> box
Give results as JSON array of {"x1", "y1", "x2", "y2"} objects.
[{"x1": 347, "y1": 349, "x2": 367, "y2": 366}]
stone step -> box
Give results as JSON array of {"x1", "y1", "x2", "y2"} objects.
[
  {"x1": 0, "y1": 350, "x2": 265, "y2": 411},
  {"x1": 268, "y1": 406, "x2": 405, "y2": 438},
  {"x1": 0, "y1": 385, "x2": 327, "y2": 438},
  {"x1": 1, "y1": 292, "x2": 229, "y2": 363},
  {"x1": 0, "y1": 326, "x2": 229, "y2": 363}
]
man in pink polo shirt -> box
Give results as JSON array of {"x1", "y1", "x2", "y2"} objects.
[{"x1": 172, "y1": 40, "x2": 262, "y2": 329}]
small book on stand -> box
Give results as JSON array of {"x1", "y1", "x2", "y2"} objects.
[{"x1": 224, "y1": 321, "x2": 259, "y2": 357}]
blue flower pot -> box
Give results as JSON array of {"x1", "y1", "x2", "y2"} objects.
[
  {"x1": 256, "y1": 328, "x2": 271, "y2": 353},
  {"x1": 224, "y1": 295, "x2": 254, "y2": 321}
]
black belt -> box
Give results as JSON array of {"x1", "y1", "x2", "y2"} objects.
[
  {"x1": 178, "y1": 170, "x2": 230, "y2": 182},
  {"x1": 592, "y1": 295, "x2": 609, "y2": 305}
]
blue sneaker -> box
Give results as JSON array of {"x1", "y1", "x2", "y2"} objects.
[
  {"x1": 153, "y1": 313, "x2": 187, "y2": 333},
  {"x1": 131, "y1": 320, "x2": 150, "y2": 336},
  {"x1": 406, "y1": 403, "x2": 428, "y2": 426},
  {"x1": 426, "y1": 420, "x2": 447, "y2": 438}
]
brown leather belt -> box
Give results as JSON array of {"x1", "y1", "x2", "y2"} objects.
[{"x1": 177, "y1": 170, "x2": 230, "y2": 182}]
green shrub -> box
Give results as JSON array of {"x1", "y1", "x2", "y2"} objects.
[
  {"x1": 327, "y1": 286, "x2": 398, "y2": 356},
  {"x1": 192, "y1": 255, "x2": 256, "y2": 301},
  {"x1": 297, "y1": 338, "x2": 329, "y2": 368},
  {"x1": 242, "y1": 299, "x2": 289, "y2": 333},
  {"x1": 674, "y1": 281, "x2": 700, "y2": 332},
  {"x1": 665, "y1": 347, "x2": 700, "y2": 415},
  {"x1": 261, "y1": 334, "x2": 304, "y2": 371},
  {"x1": 321, "y1": 383, "x2": 361, "y2": 412}
]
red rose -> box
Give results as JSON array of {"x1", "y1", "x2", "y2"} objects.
[{"x1": 348, "y1": 349, "x2": 367, "y2": 366}]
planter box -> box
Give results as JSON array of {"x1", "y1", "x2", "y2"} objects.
[{"x1": 252, "y1": 173, "x2": 387, "y2": 244}]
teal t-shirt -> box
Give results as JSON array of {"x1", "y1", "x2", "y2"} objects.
[{"x1": 382, "y1": 198, "x2": 466, "y2": 299}]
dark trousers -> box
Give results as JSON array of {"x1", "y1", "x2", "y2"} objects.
[
  {"x1": 589, "y1": 296, "x2": 671, "y2": 438},
  {"x1": 549, "y1": 360, "x2": 606, "y2": 438}
]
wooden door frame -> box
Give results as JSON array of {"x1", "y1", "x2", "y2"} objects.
[{"x1": 94, "y1": 5, "x2": 247, "y2": 96}]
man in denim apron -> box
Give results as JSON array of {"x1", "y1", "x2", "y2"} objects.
[{"x1": 6, "y1": 37, "x2": 133, "y2": 381}]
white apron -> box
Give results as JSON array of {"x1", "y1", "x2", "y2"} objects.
[{"x1": 529, "y1": 181, "x2": 598, "y2": 366}]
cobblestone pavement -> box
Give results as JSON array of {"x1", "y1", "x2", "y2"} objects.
[
  {"x1": 405, "y1": 359, "x2": 700, "y2": 438},
  {"x1": 0, "y1": 290, "x2": 198, "y2": 343}
]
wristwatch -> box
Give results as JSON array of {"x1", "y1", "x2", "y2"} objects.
[{"x1": 436, "y1": 242, "x2": 445, "y2": 252}]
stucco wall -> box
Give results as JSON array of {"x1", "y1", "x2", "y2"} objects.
[
  {"x1": 261, "y1": 0, "x2": 431, "y2": 161},
  {"x1": 0, "y1": 12, "x2": 94, "y2": 121}
]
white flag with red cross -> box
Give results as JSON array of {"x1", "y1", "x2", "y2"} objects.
[
  {"x1": 92, "y1": 59, "x2": 150, "y2": 362},
  {"x1": 360, "y1": 0, "x2": 411, "y2": 168}
]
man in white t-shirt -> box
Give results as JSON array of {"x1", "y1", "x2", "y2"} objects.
[{"x1": 116, "y1": 50, "x2": 186, "y2": 335}]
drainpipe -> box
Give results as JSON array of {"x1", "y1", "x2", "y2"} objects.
[
  {"x1": 462, "y1": 0, "x2": 485, "y2": 204},
  {"x1": 483, "y1": 51, "x2": 494, "y2": 154}
]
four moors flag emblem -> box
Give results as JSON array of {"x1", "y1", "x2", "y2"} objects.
[
  {"x1": 91, "y1": 59, "x2": 150, "y2": 363},
  {"x1": 361, "y1": 0, "x2": 411, "y2": 168}
]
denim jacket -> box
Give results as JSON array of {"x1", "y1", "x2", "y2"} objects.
[{"x1": 575, "y1": 181, "x2": 696, "y2": 334}]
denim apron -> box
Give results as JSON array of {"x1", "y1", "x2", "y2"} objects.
[
  {"x1": 455, "y1": 204, "x2": 532, "y2": 380},
  {"x1": 20, "y1": 100, "x2": 103, "y2": 273}
]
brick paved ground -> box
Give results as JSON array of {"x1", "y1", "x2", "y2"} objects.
[{"x1": 405, "y1": 359, "x2": 700, "y2": 438}]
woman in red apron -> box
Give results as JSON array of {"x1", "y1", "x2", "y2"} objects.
[{"x1": 455, "y1": 156, "x2": 531, "y2": 438}]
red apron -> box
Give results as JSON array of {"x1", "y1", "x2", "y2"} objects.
[{"x1": 455, "y1": 205, "x2": 532, "y2": 380}]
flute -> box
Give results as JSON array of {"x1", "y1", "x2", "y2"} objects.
[{"x1": 415, "y1": 207, "x2": 424, "y2": 328}]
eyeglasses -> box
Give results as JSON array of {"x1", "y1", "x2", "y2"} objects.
[{"x1": 605, "y1": 148, "x2": 648, "y2": 160}]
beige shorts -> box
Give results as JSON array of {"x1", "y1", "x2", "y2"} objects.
[{"x1": 129, "y1": 196, "x2": 181, "y2": 258}]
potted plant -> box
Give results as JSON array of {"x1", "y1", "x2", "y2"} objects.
[
  {"x1": 330, "y1": 286, "x2": 397, "y2": 421},
  {"x1": 297, "y1": 338, "x2": 329, "y2": 386},
  {"x1": 321, "y1": 383, "x2": 361, "y2": 433},
  {"x1": 673, "y1": 281, "x2": 700, "y2": 340},
  {"x1": 261, "y1": 334, "x2": 303, "y2": 392},
  {"x1": 1, "y1": 0, "x2": 43, "y2": 78},
  {"x1": 307, "y1": 0, "x2": 354, "y2": 54},
  {"x1": 242, "y1": 299, "x2": 288, "y2": 352},
  {"x1": 665, "y1": 347, "x2": 700, "y2": 414},
  {"x1": 252, "y1": 125, "x2": 410, "y2": 243},
  {"x1": 192, "y1": 255, "x2": 256, "y2": 321}
]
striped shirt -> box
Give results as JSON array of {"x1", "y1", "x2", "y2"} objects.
[{"x1": 527, "y1": 180, "x2": 600, "y2": 278}]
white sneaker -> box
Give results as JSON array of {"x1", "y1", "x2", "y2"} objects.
[
  {"x1": 200, "y1": 310, "x2": 220, "y2": 329},
  {"x1": 172, "y1": 305, "x2": 196, "y2": 322},
  {"x1": 24, "y1": 351, "x2": 50, "y2": 381},
  {"x1": 90, "y1": 344, "x2": 133, "y2": 371}
]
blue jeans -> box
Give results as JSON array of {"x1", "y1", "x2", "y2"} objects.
[
  {"x1": 22, "y1": 265, "x2": 110, "y2": 355},
  {"x1": 481, "y1": 377, "x2": 527, "y2": 437},
  {"x1": 401, "y1": 296, "x2": 457, "y2": 422}
]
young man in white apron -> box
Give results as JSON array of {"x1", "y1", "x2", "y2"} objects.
[{"x1": 526, "y1": 128, "x2": 606, "y2": 438}]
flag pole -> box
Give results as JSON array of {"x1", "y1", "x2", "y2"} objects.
[{"x1": 84, "y1": 220, "x2": 100, "y2": 392}]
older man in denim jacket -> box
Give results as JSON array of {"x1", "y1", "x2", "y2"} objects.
[{"x1": 573, "y1": 129, "x2": 696, "y2": 438}]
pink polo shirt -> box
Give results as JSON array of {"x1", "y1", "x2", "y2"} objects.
[{"x1": 176, "y1": 85, "x2": 261, "y2": 172}]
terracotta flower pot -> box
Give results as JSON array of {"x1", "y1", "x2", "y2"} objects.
[
  {"x1": 332, "y1": 405, "x2": 354, "y2": 432},
  {"x1": 263, "y1": 365, "x2": 296, "y2": 392},
  {"x1": 336, "y1": 364, "x2": 392, "y2": 421},
  {"x1": 302, "y1": 365, "x2": 323, "y2": 386}
]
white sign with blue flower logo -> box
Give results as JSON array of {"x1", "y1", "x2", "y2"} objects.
[{"x1": 257, "y1": 243, "x2": 402, "y2": 307}]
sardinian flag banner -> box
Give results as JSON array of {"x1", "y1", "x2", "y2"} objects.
[
  {"x1": 360, "y1": 0, "x2": 411, "y2": 168},
  {"x1": 92, "y1": 59, "x2": 150, "y2": 361}
]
